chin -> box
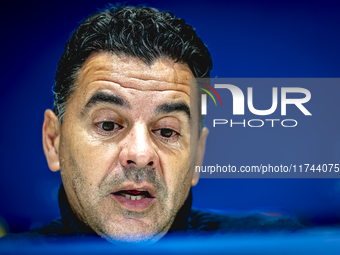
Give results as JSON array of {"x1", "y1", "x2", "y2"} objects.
[
  {"x1": 103, "y1": 232, "x2": 162, "y2": 245},
  {"x1": 97, "y1": 219, "x2": 166, "y2": 245}
]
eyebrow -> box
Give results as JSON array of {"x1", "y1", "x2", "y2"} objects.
[
  {"x1": 82, "y1": 92, "x2": 190, "y2": 121},
  {"x1": 84, "y1": 92, "x2": 130, "y2": 110},
  {"x1": 155, "y1": 101, "x2": 191, "y2": 121}
]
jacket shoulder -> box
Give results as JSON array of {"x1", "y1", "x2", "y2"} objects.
[
  {"x1": 189, "y1": 209, "x2": 302, "y2": 233},
  {"x1": 0, "y1": 218, "x2": 64, "y2": 245}
]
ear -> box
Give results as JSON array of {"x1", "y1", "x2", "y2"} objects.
[
  {"x1": 191, "y1": 127, "x2": 209, "y2": 186},
  {"x1": 42, "y1": 110, "x2": 61, "y2": 172}
]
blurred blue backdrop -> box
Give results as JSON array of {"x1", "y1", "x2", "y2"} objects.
[{"x1": 1, "y1": 0, "x2": 340, "y2": 234}]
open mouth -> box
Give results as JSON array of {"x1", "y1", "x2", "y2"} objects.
[
  {"x1": 114, "y1": 189, "x2": 153, "y2": 201},
  {"x1": 111, "y1": 185, "x2": 157, "y2": 211}
]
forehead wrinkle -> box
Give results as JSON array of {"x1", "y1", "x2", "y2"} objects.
[
  {"x1": 81, "y1": 52, "x2": 193, "y2": 80},
  {"x1": 77, "y1": 53, "x2": 192, "y2": 94},
  {"x1": 85, "y1": 77, "x2": 191, "y2": 97},
  {"x1": 86, "y1": 68, "x2": 192, "y2": 87}
]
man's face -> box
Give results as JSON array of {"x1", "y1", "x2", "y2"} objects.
[{"x1": 47, "y1": 52, "x2": 202, "y2": 243}]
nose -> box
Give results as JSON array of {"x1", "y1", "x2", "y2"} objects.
[{"x1": 119, "y1": 122, "x2": 158, "y2": 168}]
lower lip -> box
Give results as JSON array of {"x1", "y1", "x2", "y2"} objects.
[{"x1": 111, "y1": 194, "x2": 156, "y2": 211}]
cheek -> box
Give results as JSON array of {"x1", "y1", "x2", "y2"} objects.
[
  {"x1": 159, "y1": 147, "x2": 191, "y2": 193},
  {"x1": 63, "y1": 127, "x2": 120, "y2": 186},
  {"x1": 161, "y1": 151, "x2": 191, "y2": 212}
]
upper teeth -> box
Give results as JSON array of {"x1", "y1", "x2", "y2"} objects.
[{"x1": 122, "y1": 194, "x2": 145, "y2": 200}]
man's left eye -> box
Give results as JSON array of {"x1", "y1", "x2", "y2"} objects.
[
  {"x1": 160, "y1": 129, "x2": 174, "y2": 138},
  {"x1": 156, "y1": 128, "x2": 179, "y2": 138}
]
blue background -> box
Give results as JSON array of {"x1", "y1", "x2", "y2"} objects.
[{"x1": 1, "y1": 0, "x2": 340, "y2": 233}]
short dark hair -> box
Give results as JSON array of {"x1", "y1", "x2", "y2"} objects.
[{"x1": 54, "y1": 5, "x2": 212, "y2": 129}]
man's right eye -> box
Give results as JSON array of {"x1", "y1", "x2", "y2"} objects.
[
  {"x1": 96, "y1": 121, "x2": 122, "y2": 132},
  {"x1": 101, "y1": 122, "x2": 115, "y2": 131}
]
